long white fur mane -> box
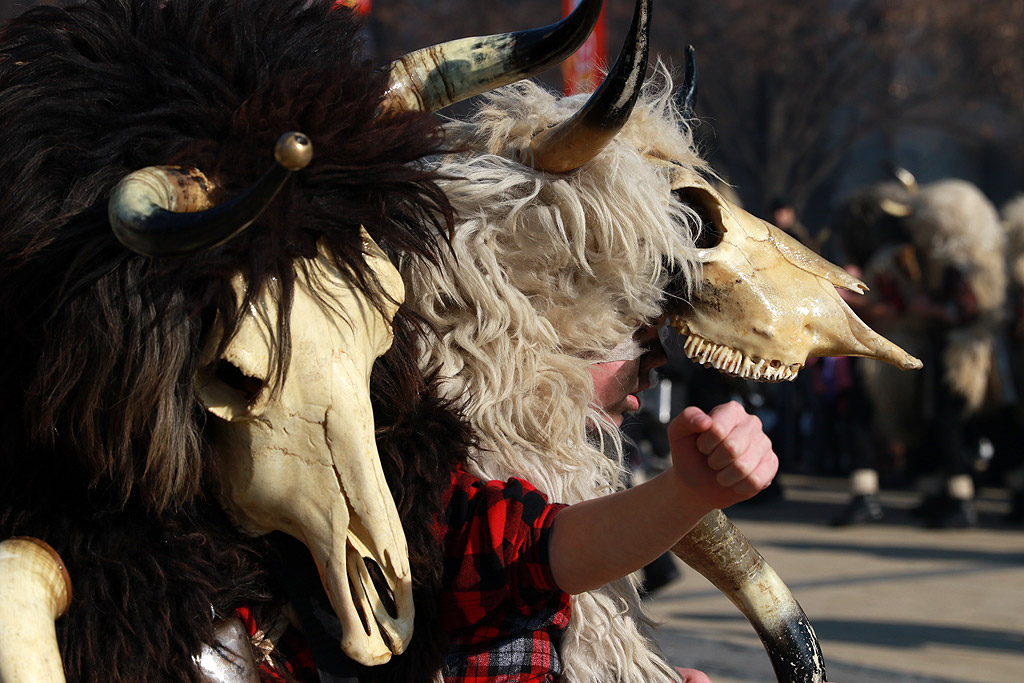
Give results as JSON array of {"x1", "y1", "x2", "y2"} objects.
[
  {"x1": 905, "y1": 179, "x2": 1007, "y2": 413},
  {"x1": 904, "y1": 179, "x2": 1006, "y2": 314},
  {"x1": 1002, "y1": 193, "x2": 1024, "y2": 288},
  {"x1": 402, "y1": 70, "x2": 706, "y2": 682}
]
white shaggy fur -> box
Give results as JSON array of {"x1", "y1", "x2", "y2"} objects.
[
  {"x1": 402, "y1": 71, "x2": 706, "y2": 682},
  {"x1": 858, "y1": 179, "x2": 1008, "y2": 428},
  {"x1": 904, "y1": 180, "x2": 1006, "y2": 315},
  {"x1": 904, "y1": 180, "x2": 1007, "y2": 413},
  {"x1": 1002, "y1": 193, "x2": 1024, "y2": 289}
]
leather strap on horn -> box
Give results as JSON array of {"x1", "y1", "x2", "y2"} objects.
[
  {"x1": 109, "y1": 132, "x2": 312, "y2": 257},
  {"x1": 381, "y1": 0, "x2": 602, "y2": 114},
  {"x1": 528, "y1": 0, "x2": 650, "y2": 173},
  {"x1": 672, "y1": 510, "x2": 828, "y2": 683},
  {"x1": 674, "y1": 45, "x2": 698, "y2": 119}
]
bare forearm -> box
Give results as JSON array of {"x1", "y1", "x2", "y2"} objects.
[
  {"x1": 548, "y1": 469, "x2": 704, "y2": 595},
  {"x1": 548, "y1": 402, "x2": 778, "y2": 595}
]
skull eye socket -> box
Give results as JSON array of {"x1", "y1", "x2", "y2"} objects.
[
  {"x1": 197, "y1": 356, "x2": 268, "y2": 421},
  {"x1": 212, "y1": 359, "x2": 266, "y2": 405},
  {"x1": 673, "y1": 187, "x2": 724, "y2": 249}
]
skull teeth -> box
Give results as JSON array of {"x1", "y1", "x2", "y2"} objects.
[{"x1": 670, "y1": 317, "x2": 802, "y2": 382}]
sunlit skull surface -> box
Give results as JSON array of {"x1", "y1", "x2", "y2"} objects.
[
  {"x1": 197, "y1": 230, "x2": 412, "y2": 666},
  {"x1": 660, "y1": 163, "x2": 922, "y2": 381}
]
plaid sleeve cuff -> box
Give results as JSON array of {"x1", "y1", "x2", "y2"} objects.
[
  {"x1": 524, "y1": 502, "x2": 567, "y2": 594},
  {"x1": 442, "y1": 468, "x2": 571, "y2": 626}
]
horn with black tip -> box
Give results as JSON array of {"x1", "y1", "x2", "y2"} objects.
[
  {"x1": 109, "y1": 131, "x2": 313, "y2": 257},
  {"x1": 674, "y1": 44, "x2": 698, "y2": 119},
  {"x1": 528, "y1": 0, "x2": 650, "y2": 173},
  {"x1": 382, "y1": 0, "x2": 602, "y2": 114},
  {"x1": 672, "y1": 511, "x2": 828, "y2": 683}
]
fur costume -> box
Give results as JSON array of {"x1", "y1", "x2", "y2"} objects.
[
  {"x1": 906, "y1": 180, "x2": 1007, "y2": 413},
  {"x1": 999, "y1": 194, "x2": 1024, "y2": 508},
  {"x1": 996, "y1": 196, "x2": 1024, "y2": 420},
  {"x1": 871, "y1": 180, "x2": 1006, "y2": 416},
  {"x1": 0, "y1": 0, "x2": 470, "y2": 680},
  {"x1": 831, "y1": 180, "x2": 914, "y2": 270},
  {"x1": 1002, "y1": 194, "x2": 1024, "y2": 291},
  {"x1": 402, "y1": 71, "x2": 706, "y2": 683},
  {"x1": 847, "y1": 179, "x2": 1007, "y2": 453}
]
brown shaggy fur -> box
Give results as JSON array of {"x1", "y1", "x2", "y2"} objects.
[{"x1": 0, "y1": 0, "x2": 468, "y2": 680}]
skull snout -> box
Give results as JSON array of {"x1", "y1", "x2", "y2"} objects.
[{"x1": 670, "y1": 193, "x2": 921, "y2": 379}]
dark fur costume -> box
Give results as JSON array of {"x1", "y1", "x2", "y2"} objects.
[{"x1": 0, "y1": 0, "x2": 469, "y2": 680}]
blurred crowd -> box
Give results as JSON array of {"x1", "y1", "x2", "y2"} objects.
[{"x1": 626, "y1": 171, "x2": 1024, "y2": 535}]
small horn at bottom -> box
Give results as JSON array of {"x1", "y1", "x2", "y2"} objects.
[
  {"x1": 672, "y1": 510, "x2": 828, "y2": 683},
  {"x1": 0, "y1": 537, "x2": 72, "y2": 683}
]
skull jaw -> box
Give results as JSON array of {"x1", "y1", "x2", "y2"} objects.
[
  {"x1": 670, "y1": 267, "x2": 922, "y2": 382},
  {"x1": 316, "y1": 522, "x2": 415, "y2": 666},
  {"x1": 672, "y1": 318, "x2": 803, "y2": 382}
]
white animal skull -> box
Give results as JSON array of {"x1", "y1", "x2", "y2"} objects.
[
  {"x1": 197, "y1": 230, "x2": 412, "y2": 666},
  {"x1": 660, "y1": 164, "x2": 922, "y2": 381}
]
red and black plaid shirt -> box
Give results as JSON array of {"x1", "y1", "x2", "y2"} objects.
[
  {"x1": 439, "y1": 465, "x2": 571, "y2": 682},
  {"x1": 236, "y1": 465, "x2": 570, "y2": 682},
  {"x1": 234, "y1": 605, "x2": 319, "y2": 682}
]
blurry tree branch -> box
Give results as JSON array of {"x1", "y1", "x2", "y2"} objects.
[
  {"x1": 5, "y1": 0, "x2": 1023, "y2": 215},
  {"x1": 657, "y1": 0, "x2": 996, "y2": 215}
]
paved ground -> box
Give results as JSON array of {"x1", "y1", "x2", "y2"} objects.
[{"x1": 644, "y1": 474, "x2": 1024, "y2": 683}]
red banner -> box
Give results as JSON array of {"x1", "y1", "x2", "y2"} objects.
[
  {"x1": 560, "y1": 0, "x2": 606, "y2": 95},
  {"x1": 334, "y1": 0, "x2": 371, "y2": 16}
]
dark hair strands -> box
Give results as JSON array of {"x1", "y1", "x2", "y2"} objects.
[{"x1": 0, "y1": 0, "x2": 470, "y2": 679}]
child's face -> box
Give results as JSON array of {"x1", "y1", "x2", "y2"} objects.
[{"x1": 588, "y1": 320, "x2": 667, "y2": 426}]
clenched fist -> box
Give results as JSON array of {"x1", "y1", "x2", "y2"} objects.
[{"x1": 668, "y1": 401, "x2": 778, "y2": 512}]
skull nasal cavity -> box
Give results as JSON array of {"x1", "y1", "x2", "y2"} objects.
[
  {"x1": 213, "y1": 359, "x2": 265, "y2": 404},
  {"x1": 674, "y1": 188, "x2": 723, "y2": 249},
  {"x1": 365, "y1": 557, "x2": 398, "y2": 619}
]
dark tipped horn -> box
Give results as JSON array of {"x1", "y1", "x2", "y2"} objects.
[
  {"x1": 674, "y1": 45, "x2": 698, "y2": 119},
  {"x1": 109, "y1": 132, "x2": 313, "y2": 257},
  {"x1": 672, "y1": 511, "x2": 828, "y2": 683},
  {"x1": 528, "y1": 0, "x2": 650, "y2": 173},
  {"x1": 382, "y1": 0, "x2": 602, "y2": 114}
]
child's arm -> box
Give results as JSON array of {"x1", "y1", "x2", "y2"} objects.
[{"x1": 548, "y1": 401, "x2": 777, "y2": 595}]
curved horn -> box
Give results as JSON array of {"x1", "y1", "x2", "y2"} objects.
[
  {"x1": 529, "y1": 0, "x2": 650, "y2": 173},
  {"x1": 381, "y1": 0, "x2": 602, "y2": 114},
  {"x1": 672, "y1": 511, "x2": 828, "y2": 683},
  {"x1": 0, "y1": 537, "x2": 73, "y2": 683},
  {"x1": 109, "y1": 131, "x2": 313, "y2": 257},
  {"x1": 674, "y1": 45, "x2": 698, "y2": 119}
]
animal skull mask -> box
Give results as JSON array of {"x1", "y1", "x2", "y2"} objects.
[
  {"x1": 513, "y1": 0, "x2": 919, "y2": 383},
  {"x1": 660, "y1": 164, "x2": 922, "y2": 381},
  {"x1": 198, "y1": 231, "x2": 411, "y2": 666}
]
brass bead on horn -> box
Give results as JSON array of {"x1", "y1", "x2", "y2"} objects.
[
  {"x1": 381, "y1": 0, "x2": 602, "y2": 114},
  {"x1": 528, "y1": 0, "x2": 650, "y2": 173},
  {"x1": 109, "y1": 131, "x2": 313, "y2": 257}
]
